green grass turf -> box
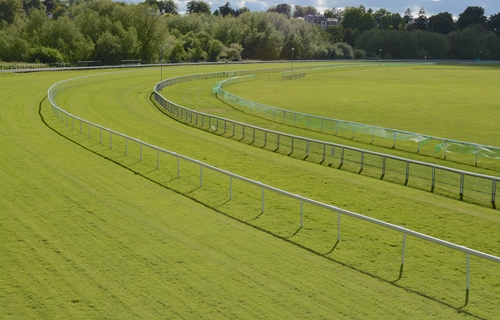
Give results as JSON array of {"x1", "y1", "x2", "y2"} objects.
[
  {"x1": 1, "y1": 64, "x2": 500, "y2": 318},
  {"x1": 226, "y1": 65, "x2": 500, "y2": 145},
  {"x1": 36, "y1": 64, "x2": 500, "y2": 317}
]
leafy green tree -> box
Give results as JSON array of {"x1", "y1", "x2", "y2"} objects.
[
  {"x1": 40, "y1": 15, "x2": 94, "y2": 61},
  {"x1": 415, "y1": 30, "x2": 449, "y2": 59},
  {"x1": 339, "y1": 6, "x2": 376, "y2": 46},
  {"x1": 74, "y1": 10, "x2": 105, "y2": 43},
  {"x1": 323, "y1": 9, "x2": 334, "y2": 19},
  {"x1": 292, "y1": 5, "x2": 317, "y2": 18},
  {"x1": 403, "y1": 8, "x2": 412, "y2": 24},
  {"x1": 237, "y1": 6, "x2": 249, "y2": 15},
  {"x1": 448, "y1": 24, "x2": 500, "y2": 59},
  {"x1": 186, "y1": 0, "x2": 210, "y2": 14},
  {"x1": 43, "y1": 0, "x2": 64, "y2": 17},
  {"x1": 486, "y1": 13, "x2": 500, "y2": 37},
  {"x1": 326, "y1": 25, "x2": 343, "y2": 43},
  {"x1": 275, "y1": 3, "x2": 291, "y2": 18},
  {"x1": 133, "y1": 4, "x2": 167, "y2": 61},
  {"x1": 159, "y1": 0, "x2": 178, "y2": 14},
  {"x1": 236, "y1": 12, "x2": 284, "y2": 60},
  {"x1": 373, "y1": 8, "x2": 390, "y2": 26},
  {"x1": 292, "y1": 5, "x2": 303, "y2": 18},
  {"x1": 456, "y1": 6, "x2": 487, "y2": 29},
  {"x1": 210, "y1": 14, "x2": 239, "y2": 45},
  {"x1": 0, "y1": 0, "x2": 24, "y2": 24},
  {"x1": 358, "y1": 11, "x2": 377, "y2": 32},
  {"x1": 220, "y1": 42, "x2": 243, "y2": 60},
  {"x1": 218, "y1": 2, "x2": 235, "y2": 17},
  {"x1": 355, "y1": 29, "x2": 420, "y2": 59},
  {"x1": 0, "y1": 23, "x2": 30, "y2": 61},
  {"x1": 207, "y1": 38, "x2": 223, "y2": 61},
  {"x1": 168, "y1": 41, "x2": 186, "y2": 62},
  {"x1": 342, "y1": 27, "x2": 359, "y2": 47},
  {"x1": 341, "y1": 7, "x2": 376, "y2": 33},
  {"x1": 413, "y1": 7, "x2": 427, "y2": 31},
  {"x1": 22, "y1": 0, "x2": 43, "y2": 12},
  {"x1": 165, "y1": 10, "x2": 214, "y2": 34},
  {"x1": 428, "y1": 12, "x2": 456, "y2": 34},
  {"x1": 379, "y1": 13, "x2": 405, "y2": 30},
  {"x1": 23, "y1": 7, "x2": 49, "y2": 44}
]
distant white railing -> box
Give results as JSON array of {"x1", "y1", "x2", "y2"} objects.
[
  {"x1": 217, "y1": 71, "x2": 500, "y2": 167},
  {"x1": 46, "y1": 63, "x2": 500, "y2": 305},
  {"x1": 157, "y1": 71, "x2": 500, "y2": 209}
]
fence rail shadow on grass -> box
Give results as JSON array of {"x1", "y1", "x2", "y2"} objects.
[{"x1": 47, "y1": 64, "x2": 500, "y2": 308}]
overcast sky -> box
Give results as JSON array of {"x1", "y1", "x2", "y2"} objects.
[{"x1": 165, "y1": 0, "x2": 500, "y2": 17}]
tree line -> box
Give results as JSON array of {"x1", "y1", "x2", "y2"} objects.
[
  {"x1": 0, "y1": 0, "x2": 499, "y2": 64},
  {"x1": 335, "y1": 5, "x2": 500, "y2": 60}
]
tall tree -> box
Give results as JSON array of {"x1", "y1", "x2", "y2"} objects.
[
  {"x1": 324, "y1": 7, "x2": 343, "y2": 19},
  {"x1": 403, "y1": 8, "x2": 412, "y2": 24},
  {"x1": 275, "y1": 3, "x2": 291, "y2": 18},
  {"x1": 293, "y1": 5, "x2": 317, "y2": 18},
  {"x1": 0, "y1": 0, "x2": 24, "y2": 24},
  {"x1": 323, "y1": 9, "x2": 334, "y2": 19},
  {"x1": 326, "y1": 25, "x2": 343, "y2": 42},
  {"x1": 448, "y1": 24, "x2": 500, "y2": 59},
  {"x1": 22, "y1": 0, "x2": 43, "y2": 12},
  {"x1": 379, "y1": 13, "x2": 405, "y2": 30},
  {"x1": 413, "y1": 7, "x2": 427, "y2": 31},
  {"x1": 456, "y1": 6, "x2": 487, "y2": 29},
  {"x1": 186, "y1": 0, "x2": 210, "y2": 14},
  {"x1": 341, "y1": 7, "x2": 376, "y2": 33},
  {"x1": 373, "y1": 8, "x2": 390, "y2": 26},
  {"x1": 428, "y1": 12, "x2": 456, "y2": 34},
  {"x1": 158, "y1": 0, "x2": 178, "y2": 14},
  {"x1": 486, "y1": 13, "x2": 500, "y2": 37},
  {"x1": 237, "y1": 6, "x2": 250, "y2": 15},
  {"x1": 218, "y1": 2, "x2": 235, "y2": 17},
  {"x1": 133, "y1": 4, "x2": 166, "y2": 60}
]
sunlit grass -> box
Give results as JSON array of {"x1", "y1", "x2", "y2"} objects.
[{"x1": 2, "y1": 63, "x2": 500, "y2": 319}]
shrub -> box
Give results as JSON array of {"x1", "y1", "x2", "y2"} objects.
[
  {"x1": 28, "y1": 46, "x2": 64, "y2": 63},
  {"x1": 333, "y1": 42, "x2": 354, "y2": 59},
  {"x1": 353, "y1": 48, "x2": 366, "y2": 59}
]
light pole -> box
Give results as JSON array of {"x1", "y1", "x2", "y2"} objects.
[
  {"x1": 291, "y1": 47, "x2": 295, "y2": 71},
  {"x1": 479, "y1": 50, "x2": 482, "y2": 61},
  {"x1": 160, "y1": 46, "x2": 164, "y2": 91},
  {"x1": 379, "y1": 48, "x2": 382, "y2": 66}
]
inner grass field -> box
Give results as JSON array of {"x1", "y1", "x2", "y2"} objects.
[
  {"x1": 227, "y1": 65, "x2": 500, "y2": 147},
  {"x1": 2, "y1": 62, "x2": 500, "y2": 319}
]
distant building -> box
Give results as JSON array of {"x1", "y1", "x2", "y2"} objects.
[
  {"x1": 305, "y1": 14, "x2": 341, "y2": 30},
  {"x1": 322, "y1": 18, "x2": 340, "y2": 29},
  {"x1": 305, "y1": 14, "x2": 324, "y2": 24}
]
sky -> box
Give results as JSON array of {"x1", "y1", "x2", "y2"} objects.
[{"x1": 159, "y1": 0, "x2": 500, "y2": 17}]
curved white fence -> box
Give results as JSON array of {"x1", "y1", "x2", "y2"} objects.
[
  {"x1": 156, "y1": 71, "x2": 500, "y2": 209},
  {"x1": 217, "y1": 71, "x2": 500, "y2": 166},
  {"x1": 47, "y1": 63, "x2": 500, "y2": 305}
]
